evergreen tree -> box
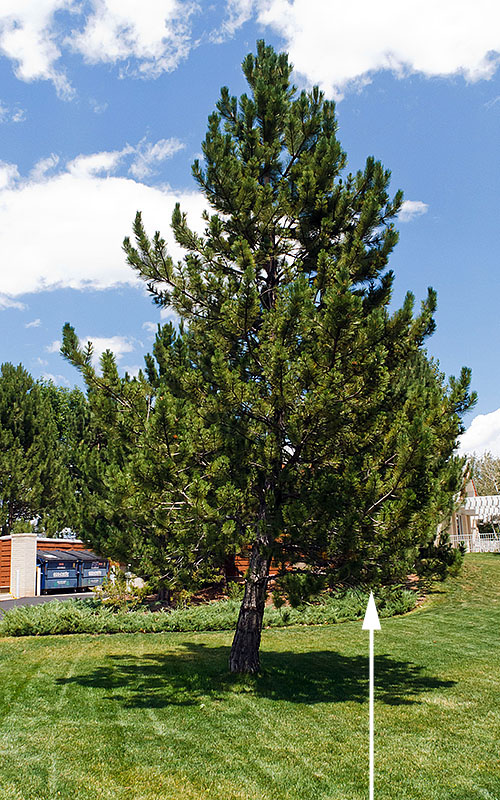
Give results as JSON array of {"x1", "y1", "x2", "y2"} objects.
[
  {"x1": 61, "y1": 339, "x2": 155, "y2": 571},
  {"x1": 61, "y1": 325, "x2": 229, "y2": 592},
  {"x1": 38, "y1": 379, "x2": 89, "y2": 533},
  {"x1": 0, "y1": 364, "x2": 83, "y2": 535},
  {"x1": 63, "y1": 42, "x2": 475, "y2": 673}
]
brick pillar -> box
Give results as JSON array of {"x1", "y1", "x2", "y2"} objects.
[{"x1": 10, "y1": 533, "x2": 37, "y2": 598}]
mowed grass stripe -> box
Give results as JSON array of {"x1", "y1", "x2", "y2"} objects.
[
  {"x1": 0, "y1": 637, "x2": 136, "y2": 799},
  {"x1": 0, "y1": 555, "x2": 499, "y2": 799}
]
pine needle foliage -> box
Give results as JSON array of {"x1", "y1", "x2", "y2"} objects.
[
  {"x1": 62, "y1": 42, "x2": 475, "y2": 673},
  {"x1": 0, "y1": 363, "x2": 84, "y2": 535}
]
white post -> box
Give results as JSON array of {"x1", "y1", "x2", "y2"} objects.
[
  {"x1": 36, "y1": 566, "x2": 41, "y2": 596},
  {"x1": 362, "y1": 592, "x2": 381, "y2": 800},
  {"x1": 369, "y1": 628, "x2": 374, "y2": 800}
]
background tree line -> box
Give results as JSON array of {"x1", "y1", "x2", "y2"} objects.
[
  {"x1": 469, "y1": 452, "x2": 500, "y2": 496},
  {"x1": 0, "y1": 362, "x2": 86, "y2": 536}
]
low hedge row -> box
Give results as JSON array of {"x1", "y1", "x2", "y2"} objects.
[{"x1": 0, "y1": 586, "x2": 416, "y2": 637}]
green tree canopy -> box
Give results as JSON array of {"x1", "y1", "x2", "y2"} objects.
[
  {"x1": 63, "y1": 41, "x2": 475, "y2": 673},
  {"x1": 0, "y1": 363, "x2": 84, "y2": 535}
]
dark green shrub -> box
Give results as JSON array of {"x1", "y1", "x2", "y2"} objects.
[
  {"x1": 416, "y1": 535, "x2": 466, "y2": 580},
  {"x1": 272, "y1": 572, "x2": 327, "y2": 608}
]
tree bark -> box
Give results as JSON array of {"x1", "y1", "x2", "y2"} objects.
[{"x1": 229, "y1": 541, "x2": 271, "y2": 674}]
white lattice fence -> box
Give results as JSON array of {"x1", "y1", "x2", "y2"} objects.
[
  {"x1": 472, "y1": 536, "x2": 500, "y2": 553},
  {"x1": 449, "y1": 533, "x2": 500, "y2": 553}
]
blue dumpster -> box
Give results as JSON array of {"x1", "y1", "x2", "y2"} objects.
[
  {"x1": 37, "y1": 550, "x2": 79, "y2": 592},
  {"x1": 66, "y1": 550, "x2": 109, "y2": 589}
]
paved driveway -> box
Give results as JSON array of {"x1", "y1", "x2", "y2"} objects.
[{"x1": 0, "y1": 592, "x2": 94, "y2": 614}]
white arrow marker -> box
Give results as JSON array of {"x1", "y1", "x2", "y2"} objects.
[{"x1": 362, "y1": 592, "x2": 381, "y2": 800}]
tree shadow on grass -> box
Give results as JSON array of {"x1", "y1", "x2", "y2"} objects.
[{"x1": 56, "y1": 642, "x2": 455, "y2": 709}]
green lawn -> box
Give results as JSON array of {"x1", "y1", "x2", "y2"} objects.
[{"x1": 1, "y1": 555, "x2": 499, "y2": 800}]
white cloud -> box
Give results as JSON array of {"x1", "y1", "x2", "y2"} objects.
[
  {"x1": 0, "y1": 161, "x2": 20, "y2": 190},
  {"x1": 0, "y1": 100, "x2": 27, "y2": 123},
  {"x1": 129, "y1": 137, "x2": 185, "y2": 179},
  {"x1": 0, "y1": 295, "x2": 26, "y2": 311},
  {"x1": 256, "y1": 0, "x2": 500, "y2": 97},
  {"x1": 11, "y1": 107, "x2": 27, "y2": 123},
  {"x1": 160, "y1": 306, "x2": 179, "y2": 322},
  {"x1": 47, "y1": 333, "x2": 137, "y2": 368},
  {"x1": 68, "y1": 0, "x2": 197, "y2": 77},
  {"x1": 67, "y1": 148, "x2": 131, "y2": 177},
  {"x1": 25, "y1": 318, "x2": 42, "y2": 328},
  {"x1": 0, "y1": 0, "x2": 76, "y2": 99},
  {"x1": 29, "y1": 154, "x2": 60, "y2": 181},
  {"x1": 62, "y1": 138, "x2": 184, "y2": 180},
  {"x1": 2, "y1": 1, "x2": 500, "y2": 99},
  {"x1": 41, "y1": 372, "x2": 71, "y2": 386},
  {"x1": 80, "y1": 334, "x2": 135, "y2": 367},
  {"x1": 142, "y1": 321, "x2": 158, "y2": 333},
  {"x1": 459, "y1": 409, "x2": 500, "y2": 458},
  {"x1": 0, "y1": 148, "x2": 207, "y2": 299},
  {"x1": 485, "y1": 95, "x2": 500, "y2": 109},
  {"x1": 89, "y1": 98, "x2": 108, "y2": 114},
  {"x1": 122, "y1": 364, "x2": 142, "y2": 377},
  {"x1": 211, "y1": 0, "x2": 255, "y2": 42},
  {"x1": 398, "y1": 200, "x2": 429, "y2": 223},
  {"x1": 0, "y1": 0, "x2": 198, "y2": 96}
]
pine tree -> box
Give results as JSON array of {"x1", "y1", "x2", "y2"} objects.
[
  {"x1": 59, "y1": 333, "x2": 150, "y2": 564},
  {"x1": 0, "y1": 364, "x2": 82, "y2": 535},
  {"x1": 61, "y1": 324, "x2": 230, "y2": 592},
  {"x1": 63, "y1": 42, "x2": 475, "y2": 673}
]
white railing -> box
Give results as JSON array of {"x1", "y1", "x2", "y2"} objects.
[
  {"x1": 473, "y1": 539, "x2": 500, "y2": 553},
  {"x1": 450, "y1": 534, "x2": 500, "y2": 553}
]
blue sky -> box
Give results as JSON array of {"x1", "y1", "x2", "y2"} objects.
[{"x1": 0, "y1": 1, "x2": 499, "y2": 454}]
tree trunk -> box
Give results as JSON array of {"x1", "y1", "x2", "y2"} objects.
[
  {"x1": 157, "y1": 585, "x2": 171, "y2": 605},
  {"x1": 229, "y1": 542, "x2": 271, "y2": 674}
]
